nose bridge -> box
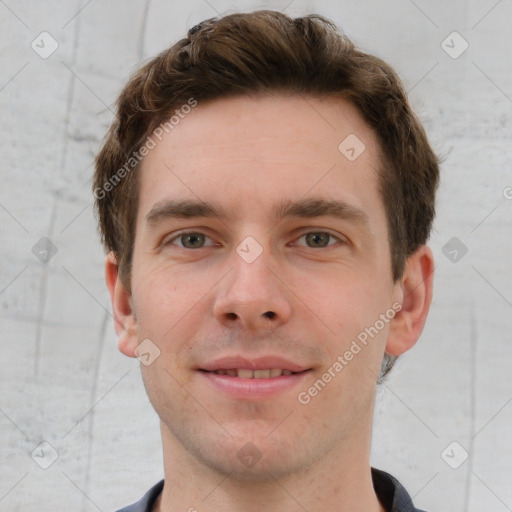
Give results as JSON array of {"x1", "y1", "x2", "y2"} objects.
[{"x1": 213, "y1": 238, "x2": 292, "y2": 330}]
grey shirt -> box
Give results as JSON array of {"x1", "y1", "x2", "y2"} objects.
[{"x1": 115, "y1": 468, "x2": 426, "y2": 512}]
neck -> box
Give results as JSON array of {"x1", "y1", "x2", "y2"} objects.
[{"x1": 154, "y1": 418, "x2": 385, "y2": 512}]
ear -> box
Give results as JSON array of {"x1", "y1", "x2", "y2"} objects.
[
  {"x1": 385, "y1": 245, "x2": 434, "y2": 356},
  {"x1": 105, "y1": 251, "x2": 138, "y2": 358}
]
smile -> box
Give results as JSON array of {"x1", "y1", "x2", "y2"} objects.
[
  {"x1": 200, "y1": 368, "x2": 301, "y2": 378},
  {"x1": 197, "y1": 368, "x2": 312, "y2": 399}
]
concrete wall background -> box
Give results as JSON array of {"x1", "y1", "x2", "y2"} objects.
[{"x1": 1, "y1": 0, "x2": 511, "y2": 511}]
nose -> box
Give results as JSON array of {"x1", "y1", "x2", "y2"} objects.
[{"x1": 212, "y1": 248, "x2": 293, "y2": 332}]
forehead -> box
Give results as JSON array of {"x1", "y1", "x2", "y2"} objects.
[
  {"x1": 136, "y1": 94, "x2": 385, "y2": 228},
  {"x1": 145, "y1": 94, "x2": 378, "y2": 165}
]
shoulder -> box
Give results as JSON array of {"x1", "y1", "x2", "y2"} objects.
[
  {"x1": 371, "y1": 468, "x2": 427, "y2": 512},
  {"x1": 115, "y1": 480, "x2": 164, "y2": 512}
]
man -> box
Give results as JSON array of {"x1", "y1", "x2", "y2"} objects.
[{"x1": 94, "y1": 10, "x2": 438, "y2": 512}]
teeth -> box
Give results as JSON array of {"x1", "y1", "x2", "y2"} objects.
[
  {"x1": 212, "y1": 369, "x2": 295, "y2": 378},
  {"x1": 237, "y1": 369, "x2": 254, "y2": 379},
  {"x1": 253, "y1": 369, "x2": 270, "y2": 378}
]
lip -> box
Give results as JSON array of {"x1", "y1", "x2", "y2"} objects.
[
  {"x1": 196, "y1": 355, "x2": 313, "y2": 400},
  {"x1": 198, "y1": 355, "x2": 311, "y2": 373},
  {"x1": 198, "y1": 369, "x2": 312, "y2": 400}
]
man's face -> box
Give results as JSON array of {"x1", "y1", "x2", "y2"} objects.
[{"x1": 123, "y1": 94, "x2": 403, "y2": 479}]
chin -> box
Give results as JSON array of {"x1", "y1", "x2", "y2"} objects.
[
  {"x1": 182, "y1": 426, "x2": 322, "y2": 483},
  {"x1": 197, "y1": 448, "x2": 306, "y2": 483}
]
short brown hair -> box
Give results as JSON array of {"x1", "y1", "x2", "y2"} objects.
[{"x1": 94, "y1": 10, "x2": 439, "y2": 378}]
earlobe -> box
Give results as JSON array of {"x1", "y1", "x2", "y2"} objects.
[
  {"x1": 105, "y1": 252, "x2": 138, "y2": 358},
  {"x1": 385, "y1": 245, "x2": 434, "y2": 356}
]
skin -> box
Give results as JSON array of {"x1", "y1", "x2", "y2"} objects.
[{"x1": 106, "y1": 94, "x2": 434, "y2": 512}]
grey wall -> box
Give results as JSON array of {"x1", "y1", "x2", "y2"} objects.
[{"x1": 1, "y1": 0, "x2": 511, "y2": 510}]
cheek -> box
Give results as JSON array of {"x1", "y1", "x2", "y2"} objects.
[
  {"x1": 131, "y1": 260, "x2": 216, "y2": 366},
  {"x1": 140, "y1": 356, "x2": 196, "y2": 428},
  {"x1": 300, "y1": 271, "x2": 393, "y2": 380},
  {"x1": 133, "y1": 259, "x2": 201, "y2": 318},
  {"x1": 296, "y1": 265, "x2": 390, "y2": 331}
]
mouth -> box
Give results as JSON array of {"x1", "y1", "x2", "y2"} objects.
[
  {"x1": 196, "y1": 356, "x2": 313, "y2": 399},
  {"x1": 198, "y1": 368, "x2": 308, "y2": 378},
  {"x1": 198, "y1": 355, "x2": 311, "y2": 374}
]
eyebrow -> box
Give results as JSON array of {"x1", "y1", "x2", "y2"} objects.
[{"x1": 145, "y1": 197, "x2": 370, "y2": 227}]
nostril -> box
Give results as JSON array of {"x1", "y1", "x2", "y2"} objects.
[
  {"x1": 264, "y1": 311, "x2": 276, "y2": 319},
  {"x1": 227, "y1": 312, "x2": 238, "y2": 320}
]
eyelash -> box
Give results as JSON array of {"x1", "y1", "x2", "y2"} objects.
[{"x1": 164, "y1": 230, "x2": 346, "y2": 249}]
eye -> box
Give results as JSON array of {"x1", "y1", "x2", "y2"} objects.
[
  {"x1": 166, "y1": 231, "x2": 215, "y2": 249},
  {"x1": 295, "y1": 231, "x2": 344, "y2": 248}
]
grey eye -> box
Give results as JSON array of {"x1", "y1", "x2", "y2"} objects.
[
  {"x1": 179, "y1": 233, "x2": 206, "y2": 248},
  {"x1": 304, "y1": 232, "x2": 334, "y2": 247}
]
